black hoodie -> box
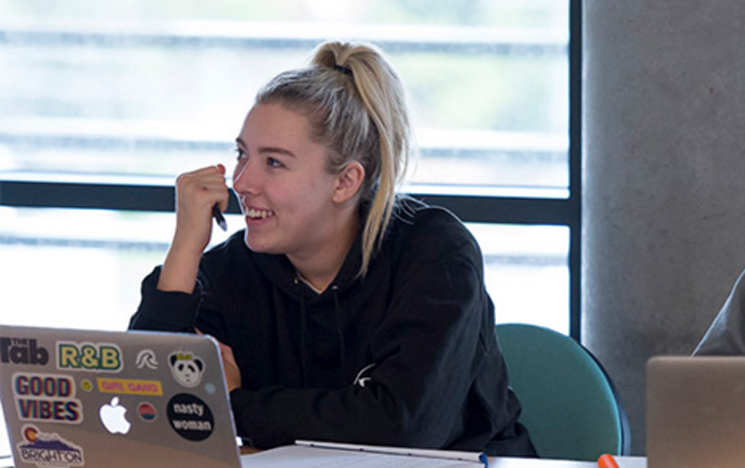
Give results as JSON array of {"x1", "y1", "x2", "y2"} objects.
[{"x1": 130, "y1": 198, "x2": 536, "y2": 457}]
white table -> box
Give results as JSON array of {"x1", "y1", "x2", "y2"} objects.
[{"x1": 240, "y1": 446, "x2": 646, "y2": 468}]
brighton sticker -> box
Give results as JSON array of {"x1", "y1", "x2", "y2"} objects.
[
  {"x1": 97, "y1": 377, "x2": 163, "y2": 396},
  {"x1": 135, "y1": 349, "x2": 158, "y2": 370},
  {"x1": 167, "y1": 393, "x2": 214, "y2": 442},
  {"x1": 12, "y1": 373, "x2": 82, "y2": 424},
  {"x1": 168, "y1": 352, "x2": 205, "y2": 388},
  {"x1": 57, "y1": 341, "x2": 122, "y2": 372},
  {"x1": 16, "y1": 424, "x2": 85, "y2": 467},
  {"x1": 1, "y1": 337, "x2": 49, "y2": 366}
]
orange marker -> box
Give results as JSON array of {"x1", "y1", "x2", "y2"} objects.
[{"x1": 598, "y1": 454, "x2": 620, "y2": 468}]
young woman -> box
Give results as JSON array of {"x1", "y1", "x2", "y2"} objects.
[{"x1": 130, "y1": 41, "x2": 536, "y2": 457}]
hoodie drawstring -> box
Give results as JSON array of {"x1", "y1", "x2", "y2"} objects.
[
  {"x1": 331, "y1": 285, "x2": 348, "y2": 380},
  {"x1": 294, "y1": 277, "x2": 309, "y2": 386}
]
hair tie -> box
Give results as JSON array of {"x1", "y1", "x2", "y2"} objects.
[{"x1": 332, "y1": 64, "x2": 353, "y2": 77}]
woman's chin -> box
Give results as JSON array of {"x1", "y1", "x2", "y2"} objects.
[{"x1": 243, "y1": 232, "x2": 277, "y2": 254}]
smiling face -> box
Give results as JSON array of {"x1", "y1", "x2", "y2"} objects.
[{"x1": 232, "y1": 103, "x2": 359, "y2": 266}]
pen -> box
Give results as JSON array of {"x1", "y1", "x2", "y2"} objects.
[
  {"x1": 597, "y1": 454, "x2": 620, "y2": 468},
  {"x1": 212, "y1": 205, "x2": 227, "y2": 231}
]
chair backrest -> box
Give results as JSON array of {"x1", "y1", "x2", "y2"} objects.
[{"x1": 495, "y1": 323, "x2": 630, "y2": 461}]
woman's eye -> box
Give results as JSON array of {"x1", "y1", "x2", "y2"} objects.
[
  {"x1": 235, "y1": 149, "x2": 246, "y2": 161},
  {"x1": 267, "y1": 157, "x2": 283, "y2": 168}
]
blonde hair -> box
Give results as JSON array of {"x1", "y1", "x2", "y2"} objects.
[{"x1": 255, "y1": 41, "x2": 411, "y2": 276}]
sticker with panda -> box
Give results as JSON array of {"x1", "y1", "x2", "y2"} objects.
[{"x1": 167, "y1": 352, "x2": 205, "y2": 388}]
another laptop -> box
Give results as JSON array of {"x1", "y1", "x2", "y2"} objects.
[
  {"x1": 0, "y1": 324, "x2": 246, "y2": 468},
  {"x1": 647, "y1": 355, "x2": 745, "y2": 468}
]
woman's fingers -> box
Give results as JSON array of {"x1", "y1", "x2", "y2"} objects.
[{"x1": 170, "y1": 165, "x2": 230, "y2": 253}]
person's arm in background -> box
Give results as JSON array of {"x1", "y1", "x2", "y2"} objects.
[{"x1": 694, "y1": 268, "x2": 745, "y2": 355}]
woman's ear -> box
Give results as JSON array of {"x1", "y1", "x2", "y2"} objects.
[{"x1": 332, "y1": 161, "x2": 365, "y2": 204}]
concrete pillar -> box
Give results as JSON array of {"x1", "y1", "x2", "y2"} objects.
[{"x1": 583, "y1": 1, "x2": 745, "y2": 454}]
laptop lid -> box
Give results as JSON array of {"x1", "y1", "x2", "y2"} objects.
[
  {"x1": 0, "y1": 324, "x2": 242, "y2": 468},
  {"x1": 647, "y1": 356, "x2": 745, "y2": 468}
]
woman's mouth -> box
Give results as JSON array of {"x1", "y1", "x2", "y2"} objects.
[{"x1": 244, "y1": 207, "x2": 274, "y2": 219}]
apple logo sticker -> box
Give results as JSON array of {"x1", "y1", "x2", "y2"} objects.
[{"x1": 99, "y1": 396, "x2": 131, "y2": 434}]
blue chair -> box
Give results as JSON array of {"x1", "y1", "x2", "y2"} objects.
[{"x1": 495, "y1": 323, "x2": 630, "y2": 461}]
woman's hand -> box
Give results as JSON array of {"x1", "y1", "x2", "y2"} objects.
[
  {"x1": 173, "y1": 164, "x2": 229, "y2": 255},
  {"x1": 218, "y1": 341, "x2": 242, "y2": 393},
  {"x1": 195, "y1": 330, "x2": 242, "y2": 393},
  {"x1": 157, "y1": 164, "x2": 229, "y2": 293}
]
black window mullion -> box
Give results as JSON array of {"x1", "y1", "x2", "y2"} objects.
[{"x1": 0, "y1": 180, "x2": 572, "y2": 226}]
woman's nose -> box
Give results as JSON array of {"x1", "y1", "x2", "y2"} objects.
[{"x1": 232, "y1": 159, "x2": 258, "y2": 194}]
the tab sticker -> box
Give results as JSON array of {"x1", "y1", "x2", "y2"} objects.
[
  {"x1": 1, "y1": 337, "x2": 49, "y2": 366},
  {"x1": 97, "y1": 377, "x2": 163, "y2": 396},
  {"x1": 16, "y1": 424, "x2": 85, "y2": 467},
  {"x1": 135, "y1": 349, "x2": 158, "y2": 370},
  {"x1": 168, "y1": 352, "x2": 205, "y2": 388},
  {"x1": 57, "y1": 341, "x2": 122, "y2": 373},
  {"x1": 12, "y1": 373, "x2": 83, "y2": 424},
  {"x1": 167, "y1": 393, "x2": 214, "y2": 442}
]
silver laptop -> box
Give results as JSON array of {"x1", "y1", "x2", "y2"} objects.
[
  {"x1": 647, "y1": 356, "x2": 745, "y2": 468},
  {"x1": 0, "y1": 324, "x2": 245, "y2": 468}
]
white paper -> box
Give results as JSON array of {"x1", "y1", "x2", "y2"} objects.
[
  {"x1": 242, "y1": 445, "x2": 485, "y2": 468},
  {"x1": 296, "y1": 440, "x2": 486, "y2": 464}
]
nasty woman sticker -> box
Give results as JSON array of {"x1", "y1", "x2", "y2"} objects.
[{"x1": 167, "y1": 393, "x2": 214, "y2": 442}]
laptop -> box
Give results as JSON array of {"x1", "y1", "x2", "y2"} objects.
[
  {"x1": 647, "y1": 356, "x2": 745, "y2": 468},
  {"x1": 0, "y1": 324, "x2": 247, "y2": 468}
]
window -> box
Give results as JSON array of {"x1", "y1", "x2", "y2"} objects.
[
  {"x1": 0, "y1": 1, "x2": 577, "y2": 333},
  {"x1": 1, "y1": 1, "x2": 580, "y2": 456}
]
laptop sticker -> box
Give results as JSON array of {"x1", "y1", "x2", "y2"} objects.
[
  {"x1": 12, "y1": 373, "x2": 83, "y2": 424},
  {"x1": 15, "y1": 424, "x2": 85, "y2": 467},
  {"x1": 97, "y1": 378, "x2": 163, "y2": 396},
  {"x1": 168, "y1": 352, "x2": 204, "y2": 388},
  {"x1": 167, "y1": 393, "x2": 214, "y2": 442},
  {"x1": 80, "y1": 379, "x2": 93, "y2": 392},
  {"x1": 134, "y1": 349, "x2": 158, "y2": 370},
  {"x1": 57, "y1": 341, "x2": 122, "y2": 373},
  {"x1": 137, "y1": 402, "x2": 157, "y2": 422},
  {"x1": 1, "y1": 337, "x2": 49, "y2": 366},
  {"x1": 99, "y1": 396, "x2": 131, "y2": 435}
]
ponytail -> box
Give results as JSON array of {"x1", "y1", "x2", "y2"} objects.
[{"x1": 256, "y1": 41, "x2": 412, "y2": 277}]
